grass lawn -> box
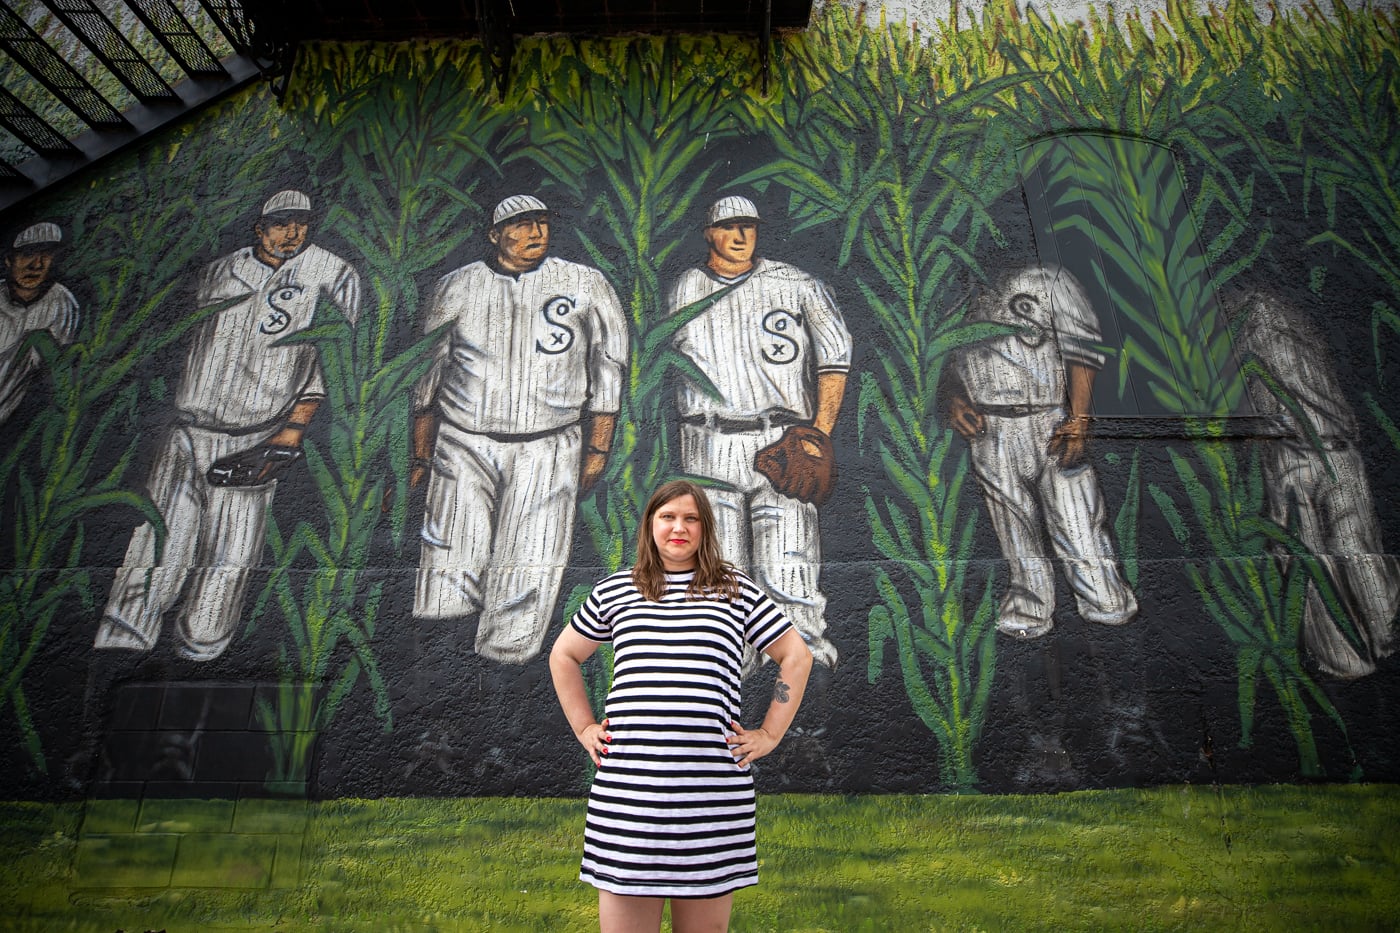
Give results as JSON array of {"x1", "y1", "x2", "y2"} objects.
[{"x1": 0, "y1": 785, "x2": 1396, "y2": 931}]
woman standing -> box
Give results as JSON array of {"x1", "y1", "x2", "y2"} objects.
[{"x1": 550, "y1": 479, "x2": 813, "y2": 933}]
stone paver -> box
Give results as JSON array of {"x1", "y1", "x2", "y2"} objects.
[
  {"x1": 74, "y1": 833, "x2": 178, "y2": 888},
  {"x1": 233, "y1": 797, "x2": 309, "y2": 834},
  {"x1": 170, "y1": 832, "x2": 277, "y2": 889},
  {"x1": 137, "y1": 797, "x2": 236, "y2": 833}
]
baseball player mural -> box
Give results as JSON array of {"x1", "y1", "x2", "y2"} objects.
[
  {"x1": 1234, "y1": 292, "x2": 1399, "y2": 678},
  {"x1": 668, "y1": 196, "x2": 851, "y2": 669},
  {"x1": 99, "y1": 190, "x2": 361, "y2": 661},
  {"x1": 0, "y1": 223, "x2": 79, "y2": 426},
  {"x1": 944, "y1": 264, "x2": 1137, "y2": 638},
  {"x1": 410, "y1": 195, "x2": 628, "y2": 664}
]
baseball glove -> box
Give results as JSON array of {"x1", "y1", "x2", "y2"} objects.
[
  {"x1": 754, "y1": 424, "x2": 836, "y2": 505},
  {"x1": 206, "y1": 443, "x2": 302, "y2": 488}
]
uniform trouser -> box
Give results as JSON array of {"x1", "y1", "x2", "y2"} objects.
[
  {"x1": 968, "y1": 408, "x2": 1137, "y2": 630},
  {"x1": 1263, "y1": 440, "x2": 1399, "y2": 679},
  {"x1": 415, "y1": 420, "x2": 582, "y2": 664},
  {"x1": 98, "y1": 423, "x2": 279, "y2": 661},
  {"x1": 679, "y1": 421, "x2": 834, "y2": 668}
]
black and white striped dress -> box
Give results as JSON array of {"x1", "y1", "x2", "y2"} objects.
[{"x1": 569, "y1": 568, "x2": 791, "y2": 897}]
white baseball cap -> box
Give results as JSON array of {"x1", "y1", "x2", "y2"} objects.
[
  {"x1": 261, "y1": 190, "x2": 312, "y2": 216},
  {"x1": 707, "y1": 196, "x2": 760, "y2": 226},
  {"x1": 493, "y1": 195, "x2": 550, "y2": 226},
  {"x1": 12, "y1": 222, "x2": 62, "y2": 249}
]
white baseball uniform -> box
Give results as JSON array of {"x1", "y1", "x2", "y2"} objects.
[
  {"x1": 99, "y1": 243, "x2": 360, "y2": 660},
  {"x1": 413, "y1": 255, "x2": 628, "y2": 664},
  {"x1": 1236, "y1": 293, "x2": 1398, "y2": 678},
  {"x1": 0, "y1": 280, "x2": 78, "y2": 424},
  {"x1": 950, "y1": 265, "x2": 1137, "y2": 634},
  {"x1": 670, "y1": 258, "x2": 851, "y2": 668}
]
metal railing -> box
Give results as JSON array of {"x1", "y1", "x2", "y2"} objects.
[{"x1": 0, "y1": 0, "x2": 264, "y2": 214}]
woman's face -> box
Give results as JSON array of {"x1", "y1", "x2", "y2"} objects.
[{"x1": 651, "y1": 493, "x2": 703, "y2": 572}]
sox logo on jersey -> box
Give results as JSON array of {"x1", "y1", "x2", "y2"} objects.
[
  {"x1": 261, "y1": 285, "x2": 303, "y2": 335},
  {"x1": 761, "y1": 309, "x2": 802, "y2": 364},
  {"x1": 537, "y1": 295, "x2": 576, "y2": 354}
]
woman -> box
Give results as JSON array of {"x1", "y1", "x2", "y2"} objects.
[{"x1": 550, "y1": 479, "x2": 813, "y2": 933}]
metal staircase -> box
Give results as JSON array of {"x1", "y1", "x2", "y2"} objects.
[
  {"x1": 0, "y1": 0, "x2": 811, "y2": 215},
  {"x1": 0, "y1": 0, "x2": 267, "y2": 214}
]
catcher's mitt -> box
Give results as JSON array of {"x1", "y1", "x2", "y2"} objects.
[
  {"x1": 206, "y1": 443, "x2": 302, "y2": 488},
  {"x1": 754, "y1": 424, "x2": 836, "y2": 505}
]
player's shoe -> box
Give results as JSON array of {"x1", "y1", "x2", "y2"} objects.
[{"x1": 995, "y1": 615, "x2": 1054, "y2": 638}]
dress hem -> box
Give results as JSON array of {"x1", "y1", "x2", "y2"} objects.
[{"x1": 582, "y1": 873, "x2": 758, "y2": 899}]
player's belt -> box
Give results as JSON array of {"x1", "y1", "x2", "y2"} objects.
[
  {"x1": 1288, "y1": 436, "x2": 1350, "y2": 451},
  {"x1": 680, "y1": 412, "x2": 805, "y2": 433},
  {"x1": 976, "y1": 404, "x2": 1058, "y2": 417},
  {"x1": 1271, "y1": 415, "x2": 1352, "y2": 450},
  {"x1": 458, "y1": 423, "x2": 577, "y2": 443}
]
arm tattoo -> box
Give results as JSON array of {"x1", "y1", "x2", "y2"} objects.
[{"x1": 773, "y1": 678, "x2": 791, "y2": 703}]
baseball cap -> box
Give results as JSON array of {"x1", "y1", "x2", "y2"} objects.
[
  {"x1": 261, "y1": 190, "x2": 312, "y2": 217},
  {"x1": 707, "y1": 196, "x2": 760, "y2": 226},
  {"x1": 493, "y1": 195, "x2": 550, "y2": 226},
  {"x1": 12, "y1": 222, "x2": 62, "y2": 250}
]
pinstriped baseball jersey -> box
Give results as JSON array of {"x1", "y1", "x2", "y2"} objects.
[
  {"x1": 669, "y1": 258, "x2": 850, "y2": 420},
  {"x1": 953, "y1": 264, "x2": 1105, "y2": 409},
  {"x1": 414, "y1": 256, "x2": 628, "y2": 434},
  {"x1": 1235, "y1": 293, "x2": 1357, "y2": 440},
  {"x1": 175, "y1": 244, "x2": 360, "y2": 432},
  {"x1": 0, "y1": 281, "x2": 78, "y2": 423}
]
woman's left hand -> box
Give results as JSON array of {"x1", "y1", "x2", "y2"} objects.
[{"x1": 727, "y1": 721, "x2": 780, "y2": 767}]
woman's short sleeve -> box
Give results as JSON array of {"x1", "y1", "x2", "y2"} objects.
[
  {"x1": 569, "y1": 576, "x2": 619, "y2": 642},
  {"x1": 738, "y1": 574, "x2": 791, "y2": 653}
]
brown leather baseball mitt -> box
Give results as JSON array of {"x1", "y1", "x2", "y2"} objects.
[{"x1": 754, "y1": 424, "x2": 836, "y2": 505}]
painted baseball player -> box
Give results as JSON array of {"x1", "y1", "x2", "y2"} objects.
[
  {"x1": 0, "y1": 223, "x2": 79, "y2": 425},
  {"x1": 945, "y1": 264, "x2": 1137, "y2": 638},
  {"x1": 1235, "y1": 291, "x2": 1398, "y2": 678},
  {"x1": 98, "y1": 190, "x2": 360, "y2": 661},
  {"x1": 411, "y1": 195, "x2": 628, "y2": 664},
  {"x1": 668, "y1": 196, "x2": 851, "y2": 669}
]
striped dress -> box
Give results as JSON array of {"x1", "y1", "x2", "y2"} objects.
[{"x1": 569, "y1": 568, "x2": 791, "y2": 897}]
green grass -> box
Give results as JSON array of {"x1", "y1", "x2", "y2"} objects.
[{"x1": 0, "y1": 786, "x2": 1396, "y2": 931}]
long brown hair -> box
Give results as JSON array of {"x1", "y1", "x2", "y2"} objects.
[{"x1": 633, "y1": 480, "x2": 739, "y2": 602}]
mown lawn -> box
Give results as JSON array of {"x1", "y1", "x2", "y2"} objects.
[{"x1": 1, "y1": 785, "x2": 1397, "y2": 931}]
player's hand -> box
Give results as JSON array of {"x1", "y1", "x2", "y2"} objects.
[
  {"x1": 949, "y1": 396, "x2": 985, "y2": 439},
  {"x1": 1048, "y1": 414, "x2": 1089, "y2": 468},
  {"x1": 727, "y1": 721, "x2": 780, "y2": 768},
  {"x1": 580, "y1": 450, "x2": 607, "y2": 493},
  {"x1": 576, "y1": 718, "x2": 611, "y2": 767}
]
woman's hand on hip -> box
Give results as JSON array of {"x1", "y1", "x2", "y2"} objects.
[
  {"x1": 727, "y1": 721, "x2": 779, "y2": 767},
  {"x1": 577, "y1": 719, "x2": 611, "y2": 767}
]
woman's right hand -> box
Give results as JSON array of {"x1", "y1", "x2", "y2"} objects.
[{"x1": 577, "y1": 718, "x2": 611, "y2": 767}]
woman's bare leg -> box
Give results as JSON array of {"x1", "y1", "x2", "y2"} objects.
[
  {"x1": 670, "y1": 893, "x2": 734, "y2": 933},
  {"x1": 598, "y1": 891, "x2": 665, "y2": 933}
]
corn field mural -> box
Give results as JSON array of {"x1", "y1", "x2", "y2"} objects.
[{"x1": 0, "y1": 0, "x2": 1397, "y2": 812}]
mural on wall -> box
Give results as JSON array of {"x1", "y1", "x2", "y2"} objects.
[
  {"x1": 1233, "y1": 291, "x2": 1400, "y2": 679},
  {"x1": 0, "y1": 223, "x2": 78, "y2": 427},
  {"x1": 669, "y1": 195, "x2": 850, "y2": 671},
  {"x1": 410, "y1": 194, "x2": 628, "y2": 664},
  {"x1": 944, "y1": 264, "x2": 1138, "y2": 639},
  {"x1": 0, "y1": 0, "x2": 1398, "y2": 804},
  {"x1": 99, "y1": 189, "x2": 360, "y2": 662}
]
